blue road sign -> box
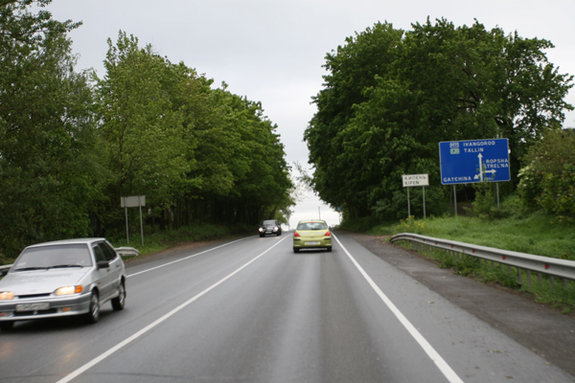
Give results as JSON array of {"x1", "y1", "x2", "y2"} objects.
[{"x1": 439, "y1": 139, "x2": 510, "y2": 185}]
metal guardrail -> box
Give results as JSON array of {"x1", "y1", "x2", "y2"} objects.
[
  {"x1": 390, "y1": 233, "x2": 575, "y2": 288},
  {"x1": 115, "y1": 247, "x2": 140, "y2": 257}
]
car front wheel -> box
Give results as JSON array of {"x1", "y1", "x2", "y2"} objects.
[{"x1": 85, "y1": 290, "x2": 100, "y2": 324}]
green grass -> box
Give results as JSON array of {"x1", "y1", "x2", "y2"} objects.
[
  {"x1": 110, "y1": 223, "x2": 252, "y2": 257},
  {"x1": 360, "y1": 210, "x2": 575, "y2": 312},
  {"x1": 376, "y1": 211, "x2": 575, "y2": 261}
]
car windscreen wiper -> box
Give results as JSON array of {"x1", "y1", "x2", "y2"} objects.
[{"x1": 49, "y1": 264, "x2": 85, "y2": 269}]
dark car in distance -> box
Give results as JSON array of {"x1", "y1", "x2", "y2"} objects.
[{"x1": 258, "y1": 220, "x2": 282, "y2": 237}]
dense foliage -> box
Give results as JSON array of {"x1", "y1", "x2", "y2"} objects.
[
  {"x1": 518, "y1": 129, "x2": 575, "y2": 220},
  {"x1": 306, "y1": 19, "x2": 573, "y2": 221},
  {"x1": 0, "y1": 1, "x2": 292, "y2": 258}
]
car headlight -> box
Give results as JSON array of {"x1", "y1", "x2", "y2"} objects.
[
  {"x1": 54, "y1": 286, "x2": 83, "y2": 296},
  {"x1": 0, "y1": 291, "x2": 14, "y2": 300},
  {"x1": 258, "y1": 228, "x2": 264, "y2": 232}
]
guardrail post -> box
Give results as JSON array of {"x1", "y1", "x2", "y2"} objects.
[{"x1": 537, "y1": 272, "x2": 542, "y2": 288}]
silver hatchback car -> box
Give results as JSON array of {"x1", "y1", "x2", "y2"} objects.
[{"x1": 0, "y1": 238, "x2": 131, "y2": 330}]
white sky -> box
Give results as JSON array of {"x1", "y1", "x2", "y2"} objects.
[{"x1": 46, "y1": 0, "x2": 575, "y2": 228}]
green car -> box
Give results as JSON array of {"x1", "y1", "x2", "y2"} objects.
[{"x1": 293, "y1": 219, "x2": 332, "y2": 253}]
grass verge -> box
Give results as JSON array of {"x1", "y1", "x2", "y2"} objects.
[
  {"x1": 110, "y1": 223, "x2": 252, "y2": 257},
  {"x1": 359, "y1": 212, "x2": 575, "y2": 313}
]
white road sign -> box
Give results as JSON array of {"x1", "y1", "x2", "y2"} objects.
[
  {"x1": 121, "y1": 195, "x2": 146, "y2": 208},
  {"x1": 402, "y1": 174, "x2": 429, "y2": 187}
]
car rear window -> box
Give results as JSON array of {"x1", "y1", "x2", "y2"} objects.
[{"x1": 297, "y1": 222, "x2": 328, "y2": 231}]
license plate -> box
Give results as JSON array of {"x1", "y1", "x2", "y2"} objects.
[
  {"x1": 305, "y1": 241, "x2": 320, "y2": 245},
  {"x1": 16, "y1": 303, "x2": 50, "y2": 312}
]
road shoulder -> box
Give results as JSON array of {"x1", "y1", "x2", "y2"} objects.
[{"x1": 348, "y1": 232, "x2": 575, "y2": 379}]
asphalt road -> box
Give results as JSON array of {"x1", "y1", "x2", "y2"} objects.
[{"x1": 0, "y1": 232, "x2": 573, "y2": 382}]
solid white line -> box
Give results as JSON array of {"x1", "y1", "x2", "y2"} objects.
[
  {"x1": 55, "y1": 236, "x2": 288, "y2": 383},
  {"x1": 333, "y1": 234, "x2": 464, "y2": 383},
  {"x1": 127, "y1": 237, "x2": 248, "y2": 278}
]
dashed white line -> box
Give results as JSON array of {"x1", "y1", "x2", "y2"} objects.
[
  {"x1": 127, "y1": 237, "x2": 248, "y2": 278},
  {"x1": 56, "y1": 236, "x2": 288, "y2": 383}
]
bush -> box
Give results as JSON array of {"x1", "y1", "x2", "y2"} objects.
[
  {"x1": 518, "y1": 129, "x2": 575, "y2": 220},
  {"x1": 472, "y1": 183, "x2": 495, "y2": 218},
  {"x1": 394, "y1": 216, "x2": 427, "y2": 234},
  {"x1": 538, "y1": 163, "x2": 575, "y2": 220}
]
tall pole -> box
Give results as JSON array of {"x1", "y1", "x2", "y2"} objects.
[
  {"x1": 453, "y1": 185, "x2": 457, "y2": 217},
  {"x1": 407, "y1": 187, "x2": 411, "y2": 219},
  {"x1": 422, "y1": 186, "x2": 426, "y2": 219},
  {"x1": 139, "y1": 196, "x2": 144, "y2": 247},
  {"x1": 124, "y1": 203, "x2": 130, "y2": 244}
]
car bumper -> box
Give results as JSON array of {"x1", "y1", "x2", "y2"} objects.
[
  {"x1": 293, "y1": 237, "x2": 332, "y2": 249},
  {"x1": 259, "y1": 229, "x2": 280, "y2": 235},
  {"x1": 0, "y1": 293, "x2": 92, "y2": 322}
]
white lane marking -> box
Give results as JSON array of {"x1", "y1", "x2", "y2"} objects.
[
  {"x1": 56, "y1": 236, "x2": 288, "y2": 383},
  {"x1": 127, "y1": 237, "x2": 248, "y2": 278},
  {"x1": 333, "y1": 234, "x2": 464, "y2": 383}
]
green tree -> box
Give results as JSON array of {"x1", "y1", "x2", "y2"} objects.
[
  {"x1": 186, "y1": 87, "x2": 293, "y2": 224},
  {"x1": 96, "y1": 32, "x2": 293, "y2": 229},
  {"x1": 306, "y1": 19, "x2": 573, "y2": 222},
  {"x1": 306, "y1": 22, "x2": 404, "y2": 218},
  {"x1": 95, "y1": 32, "x2": 197, "y2": 229},
  {"x1": 0, "y1": 0, "x2": 99, "y2": 257},
  {"x1": 518, "y1": 128, "x2": 575, "y2": 220}
]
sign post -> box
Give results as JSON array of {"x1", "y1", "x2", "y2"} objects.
[
  {"x1": 121, "y1": 195, "x2": 146, "y2": 246},
  {"x1": 402, "y1": 174, "x2": 429, "y2": 219},
  {"x1": 439, "y1": 138, "x2": 510, "y2": 215}
]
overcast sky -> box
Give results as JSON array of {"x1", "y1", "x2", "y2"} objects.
[{"x1": 46, "y1": 0, "x2": 575, "y2": 227}]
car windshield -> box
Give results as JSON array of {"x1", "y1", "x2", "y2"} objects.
[
  {"x1": 13, "y1": 244, "x2": 93, "y2": 270},
  {"x1": 297, "y1": 222, "x2": 328, "y2": 231},
  {"x1": 262, "y1": 220, "x2": 276, "y2": 226}
]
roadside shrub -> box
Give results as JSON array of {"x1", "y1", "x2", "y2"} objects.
[
  {"x1": 472, "y1": 183, "x2": 494, "y2": 218},
  {"x1": 394, "y1": 217, "x2": 426, "y2": 234},
  {"x1": 518, "y1": 129, "x2": 575, "y2": 220},
  {"x1": 538, "y1": 163, "x2": 575, "y2": 220}
]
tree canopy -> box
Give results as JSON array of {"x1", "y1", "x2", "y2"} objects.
[
  {"x1": 0, "y1": 1, "x2": 293, "y2": 258},
  {"x1": 306, "y1": 19, "x2": 573, "y2": 220}
]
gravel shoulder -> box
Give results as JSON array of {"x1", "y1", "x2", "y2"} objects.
[{"x1": 348, "y1": 232, "x2": 575, "y2": 379}]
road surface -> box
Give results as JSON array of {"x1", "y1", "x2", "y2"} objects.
[{"x1": 1, "y1": 232, "x2": 573, "y2": 382}]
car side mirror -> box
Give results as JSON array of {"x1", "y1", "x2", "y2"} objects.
[{"x1": 97, "y1": 260, "x2": 110, "y2": 269}]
